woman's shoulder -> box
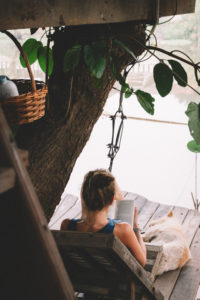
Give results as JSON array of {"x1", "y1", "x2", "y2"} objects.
[
  {"x1": 60, "y1": 218, "x2": 71, "y2": 230},
  {"x1": 60, "y1": 218, "x2": 83, "y2": 230},
  {"x1": 114, "y1": 221, "x2": 133, "y2": 235}
]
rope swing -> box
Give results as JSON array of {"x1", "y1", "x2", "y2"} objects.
[{"x1": 107, "y1": 69, "x2": 128, "y2": 172}]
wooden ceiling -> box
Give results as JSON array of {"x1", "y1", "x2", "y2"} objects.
[{"x1": 0, "y1": 0, "x2": 196, "y2": 30}]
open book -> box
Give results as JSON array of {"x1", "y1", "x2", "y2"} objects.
[{"x1": 107, "y1": 199, "x2": 135, "y2": 227}]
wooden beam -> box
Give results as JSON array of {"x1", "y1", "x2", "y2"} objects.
[
  {"x1": 0, "y1": 106, "x2": 75, "y2": 299},
  {"x1": 0, "y1": 0, "x2": 196, "y2": 30}
]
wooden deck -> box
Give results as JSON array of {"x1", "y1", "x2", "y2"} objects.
[{"x1": 49, "y1": 191, "x2": 200, "y2": 300}]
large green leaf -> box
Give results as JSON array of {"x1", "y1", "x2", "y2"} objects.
[
  {"x1": 185, "y1": 102, "x2": 200, "y2": 145},
  {"x1": 153, "y1": 62, "x2": 173, "y2": 97},
  {"x1": 187, "y1": 140, "x2": 200, "y2": 153},
  {"x1": 20, "y1": 38, "x2": 42, "y2": 67},
  {"x1": 135, "y1": 90, "x2": 155, "y2": 115},
  {"x1": 63, "y1": 45, "x2": 82, "y2": 73},
  {"x1": 37, "y1": 46, "x2": 54, "y2": 76},
  {"x1": 84, "y1": 41, "x2": 107, "y2": 78},
  {"x1": 114, "y1": 39, "x2": 137, "y2": 60},
  {"x1": 168, "y1": 59, "x2": 187, "y2": 87}
]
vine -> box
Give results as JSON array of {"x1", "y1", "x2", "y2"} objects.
[{"x1": 15, "y1": 26, "x2": 200, "y2": 151}]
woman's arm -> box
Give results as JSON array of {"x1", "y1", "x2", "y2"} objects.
[
  {"x1": 60, "y1": 218, "x2": 70, "y2": 230},
  {"x1": 133, "y1": 207, "x2": 146, "y2": 256},
  {"x1": 114, "y1": 207, "x2": 146, "y2": 266},
  {"x1": 114, "y1": 222, "x2": 146, "y2": 266}
]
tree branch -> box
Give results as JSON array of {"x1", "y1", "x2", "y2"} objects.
[{"x1": 147, "y1": 45, "x2": 200, "y2": 70}]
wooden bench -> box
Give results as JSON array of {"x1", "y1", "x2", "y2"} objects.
[
  {"x1": 50, "y1": 191, "x2": 200, "y2": 299},
  {"x1": 53, "y1": 230, "x2": 164, "y2": 299}
]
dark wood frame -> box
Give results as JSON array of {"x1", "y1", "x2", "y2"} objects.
[{"x1": 53, "y1": 230, "x2": 164, "y2": 300}]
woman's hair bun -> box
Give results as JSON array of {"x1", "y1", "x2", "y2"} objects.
[{"x1": 81, "y1": 169, "x2": 115, "y2": 211}]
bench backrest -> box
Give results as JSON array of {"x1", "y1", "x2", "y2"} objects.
[{"x1": 52, "y1": 230, "x2": 164, "y2": 300}]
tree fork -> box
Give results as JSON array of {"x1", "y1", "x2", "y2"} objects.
[{"x1": 16, "y1": 22, "x2": 146, "y2": 220}]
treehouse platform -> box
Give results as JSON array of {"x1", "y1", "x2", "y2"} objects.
[
  {"x1": 49, "y1": 191, "x2": 200, "y2": 300},
  {"x1": 1, "y1": 102, "x2": 200, "y2": 299}
]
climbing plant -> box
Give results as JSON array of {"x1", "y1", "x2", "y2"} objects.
[{"x1": 19, "y1": 26, "x2": 200, "y2": 149}]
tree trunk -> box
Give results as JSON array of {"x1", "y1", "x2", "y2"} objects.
[{"x1": 16, "y1": 22, "x2": 146, "y2": 220}]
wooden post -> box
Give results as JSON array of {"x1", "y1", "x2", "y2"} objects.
[{"x1": 0, "y1": 106, "x2": 75, "y2": 300}]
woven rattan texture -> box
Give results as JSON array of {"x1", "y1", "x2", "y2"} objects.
[{"x1": 2, "y1": 80, "x2": 48, "y2": 125}]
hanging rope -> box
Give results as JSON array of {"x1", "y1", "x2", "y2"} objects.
[
  {"x1": 103, "y1": 113, "x2": 187, "y2": 126},
  {"x1": 107, "y1": 70, "x2": 129, "y2": 172}
]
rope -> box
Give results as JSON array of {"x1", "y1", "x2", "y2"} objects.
[
  {"x1": 103, "y1": 113, "x2": 187, "y2": 126},
  {"x1": 107, "y1": 70, "x2": 129, "y2": 172},
  {"x1": 107, "y1": 111, "x2": 126, "y2": 172}
]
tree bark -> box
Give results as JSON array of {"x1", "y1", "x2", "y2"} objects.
[{"x1": 16, "y1": 22, "x2": 146, "y2": 220}]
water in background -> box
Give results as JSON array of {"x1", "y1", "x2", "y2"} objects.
[{"x1": 65, "y1": 91, "x2": 199, "y2": 210}]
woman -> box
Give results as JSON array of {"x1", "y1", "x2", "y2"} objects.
[{"x1": 60, "y1": 169, "x2": 146, "y2": 266}]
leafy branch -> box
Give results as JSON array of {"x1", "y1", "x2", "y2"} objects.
[
  {"x1": 19, "y1": 29, "x2": 200, "y2": 148},
  {"x1": 19, "y1": 28, "x2": 54, "y2": 77}
]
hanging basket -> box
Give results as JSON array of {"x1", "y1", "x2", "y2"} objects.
[{"x1": 1, "y1": 30, "x2": 48, "y2": 125}]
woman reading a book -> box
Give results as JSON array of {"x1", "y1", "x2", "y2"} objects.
[{"x1": 60, "y1": 169, "x2": 146, "y2": 266}]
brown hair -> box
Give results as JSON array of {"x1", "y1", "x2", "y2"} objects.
[{"x1": 81, "y1": 169, "x2": 116, "y2": 211}]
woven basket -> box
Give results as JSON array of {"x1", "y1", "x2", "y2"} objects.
[{"x1": 1, "y1": 30, "x2": 48, "y2": 125}]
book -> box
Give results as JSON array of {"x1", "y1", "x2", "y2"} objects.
[{"x1": 107, "y1": 199, "x2": 135, "y2": 227}]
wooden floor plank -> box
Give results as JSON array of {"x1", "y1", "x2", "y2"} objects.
[
  {"x1": 181, "y1": 209, "x2": 200, "y2": 242},
  {"x1": 52, "y1": 193, "x2": 78, "y2": 215},
  {"x1": 154, "y1": 209, "x2": 200, "y2": 300},
  {"x1": 143, "y1": 203, "x2": 172, "y2": 230},
  {"x1": 49, "y1": 194, "x2": 79, "y2": 229},
  {"x1": 172, "y1": 206, "x2": 189, "y2": 223},
  {"x1": 49, "y1": 198, "x2": 82, "y2": 229},
  {"x1": 138, "y1": 201, "x2": 160, "y2": 230},
  {"x1": 62, "y1": 198, "x2": 82, "y2": 220},
  {"x1": 123, "y1": 191, "x2": 140, "y2": 200},
  {"x1": 73, "y1": 206, "x2": 82, "y2": 219},
  {"x1": 135, "y1": 196, "x2": 148, "y2": 213},
  {"x1": 170, "y1": 227, "x2": 200, "y2": 300}
]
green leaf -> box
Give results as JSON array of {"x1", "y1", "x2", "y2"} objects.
[
  {"x1": 84, "y1": 41, "x2": 107, "y2": 79},
  {"x1": 168, "y1": 60, "x2": 187, "y2": 87},
  {"x1": 20, "y1": 39, "x2": 42, "y2": 67},
  {"x1": 185, "y1": 102, "x2": 200, "y2": 145},
  {"x1": 114, "y1": 39, "x2": 137, "y2": 60},
  {"x1": 125, "y1": 87, "x2": 133, "y2": 98},
  {"x1": 38, "y1": 46, "x2": 54, "y2": 76},
  {"x1": 30, "y1": 28, "x2": 39, "y2": 35},
  {"x1": 135, "y1": 90, "x2": 155, "y2": 115},
  {"x1": 153, "y1": 62, "x2": 173, "y2": 97},
  {"x1": 63, "y1": 45, "x2": 82, "y2": 73},
  {"x1": 187, "y1": 140, "x2": 200, "y2": 153},
  {"x1": 121, "y1": 83, "x2": 129, "y2": 93}
]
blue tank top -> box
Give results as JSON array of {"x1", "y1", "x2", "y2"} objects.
[{"x1": 67, "y1": 218, "x2": 120, "y2": 233}]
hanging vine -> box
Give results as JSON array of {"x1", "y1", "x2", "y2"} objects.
[{"x1": 3, "y1": 22, "x2": 200, "y2": 154}]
